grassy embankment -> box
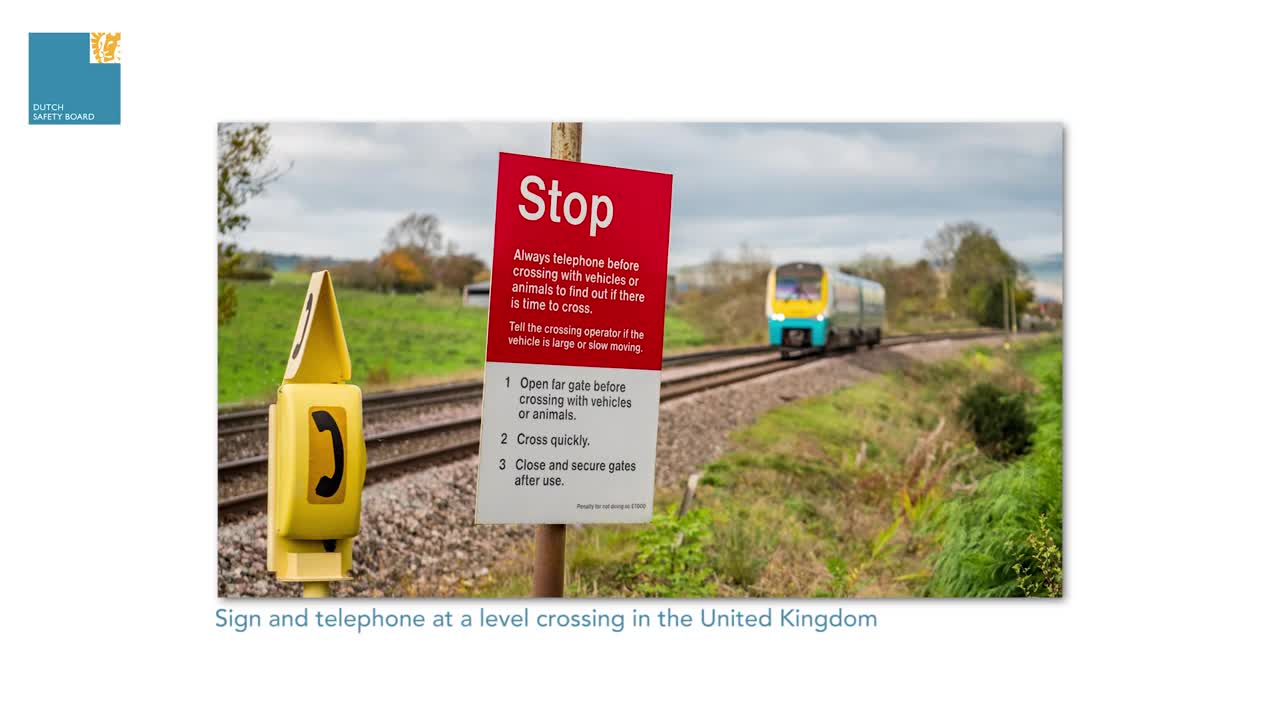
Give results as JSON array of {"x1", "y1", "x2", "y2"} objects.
[
  {"x1": 925, "y1": 341, "x2": 1063, "y2": 597},
  {"x1": 218, "y1": 278, "x2": 709, "y2": 406},
  {"x1": 470, "y1": 335, "x2": 1062, "y2": 598},
  {"x1": 887, "y1": 315, "x2": 985, "y2": 335}
]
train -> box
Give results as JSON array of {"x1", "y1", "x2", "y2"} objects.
[{"x1": 766, "y1": 262, "x2": 886, "y2": 350}]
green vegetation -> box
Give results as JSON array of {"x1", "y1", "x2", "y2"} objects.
[
  {"x1": 664, "y1": 246, "x2": 772, "y2": 346},
  {"x1": 958, "y1": 382, "x2": 1033, "y2": 460},
  {"x1": 631, "y1": 509, "x2": 715, "y2": 597},
  {"x1": 218, "y1": 281, "x2": 719, "y2": 405},
  {"x1": 662, "y1": 314, "x2": 707, "y2": 349},
  {"x1": 471, "y1": 335, "x2": 1062, "y2": 598},
  {"x1": 940, "y1": 222, "x2": 1035, "y2": 327},
  {"x1": 217, "y1": 123, "x2": 287, "y2": 325},
  {"x1": 668, "y1": 276, "x2": 771, "y2": 346},
  {"x1": 269, "y1": 270, "x2": 312, "y2": 286},
  {"x1": 847, "y1": 221, "x2": 1043, "y2": 332},
  {"x1": 925, "y1": 344, "x2": 1063, "y2": 597}
]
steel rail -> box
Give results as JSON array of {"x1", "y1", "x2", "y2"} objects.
[{"x1": 216, "y1": 345, "x2": 778, "y2": 436}]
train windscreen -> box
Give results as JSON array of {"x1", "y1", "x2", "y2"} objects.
[{"x1": 775, "y1": 265, "x2": 823, "y2": 301}]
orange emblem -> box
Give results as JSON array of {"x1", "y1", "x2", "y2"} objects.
[{"x1": 90, "y1": 33, "x2": 120, "y2": 63}]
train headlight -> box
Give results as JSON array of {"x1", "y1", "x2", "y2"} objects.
[
  {"x1": 816, "y1": 314, "x2": 824, "y2": 322},
  {"x1": 771, "y1": 313, "x2": 785, "y2": 321}
]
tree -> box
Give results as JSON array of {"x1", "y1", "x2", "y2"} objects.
[
  {"x1": 675, "y1": 244, "x2": 772, "y2": 344},
  {"x1": 900, "y1": 259, "x2": 941, "y2": 304},
  {"x1": 432, "y1": 252, "x2": 488, "y2": 291},
  {"x1": 843, "y1": 254, "x2": 941, "y2": 325},
  {"x1": 384, "y1": 212, "x2": 444, "y2": 255},
  {"x1": 845, "y1": 253, "x2": 895, "y2": 284},
  {"x1": 376, "y1": 247, "x2": 430, "y2": 292},
  {"x1": 945, "y1": 224, "x2": 1032, "y2": 327},
  {"x1": 217, "y1": 123, "x2": 287, "y2": 324},
  {"x1": 341, "y1": 212, "x2": 490, "y2": 294},
  {"x1": 925, "y1": 221, "x2": 986, "y2": 272},
  {"x1": 218, "y1": 123, "x2": 287, "y2": 236},
  {"x1": 330, "y1": 259, "x2": 380, "y2": 291},
  {"x1": 301, "y1": 210, "x2": 493, "y2": 296},
  {"x1": 217, "y1": 243, "x2": 242, "y2": 325}
]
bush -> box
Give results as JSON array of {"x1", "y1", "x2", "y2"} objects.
[
  {"x1": 670, "y1": 271, "x2": 770, "y2": 345},
  {"x1": 217, "y1": 281, "x2": 236, "y2": 326},
  {"x1": 958, "y1": 382, "x2": 1033, "y2": 460},
  {"x1": 631, "y1": 508, "x2": 714, "y2": 597},
  {"x1": 224, "y1": 268, "x2": 273, "y2": 281},
  {"x1": 1015, "y1": 513, "x2": 1063, "y2": 597}
]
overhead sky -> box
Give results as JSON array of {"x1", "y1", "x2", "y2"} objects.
[{"x1": 236, "y1": 122, "x2": 1064, "y2": 299}]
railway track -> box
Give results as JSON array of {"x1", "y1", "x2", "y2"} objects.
[
  {"x1": 216, "y1": 344, "x2": 776, "y2": 438},
  {"x1": 218, "y1": 329, "x2": 1006, "y2": 519}
]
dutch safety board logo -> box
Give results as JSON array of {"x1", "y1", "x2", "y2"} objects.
[{"x1": 28, "y1": 32, "x2": 121, "y2": 125}]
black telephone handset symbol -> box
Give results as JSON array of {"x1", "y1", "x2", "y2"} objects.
[
  {"x1": 292, "y1": 293, "x2": 313, "y2": 360},
  {"x1": 311, "y1": 409, "x2": 344, "y2": 498}
]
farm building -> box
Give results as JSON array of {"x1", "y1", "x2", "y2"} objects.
[{"x1": 462, "y1": 281, "x2": 490, "y2": 308}]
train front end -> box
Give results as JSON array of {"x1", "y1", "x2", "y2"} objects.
[{"x1": 767, "y1": 262, "x2": 829, "y2": 348}]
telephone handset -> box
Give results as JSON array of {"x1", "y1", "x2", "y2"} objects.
[{"x1": 310, "y1": 409, "x2": 344, "y2": 498}]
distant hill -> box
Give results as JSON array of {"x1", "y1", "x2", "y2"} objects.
[
  {"x1": 1022, "y1": 252, "x2": 1062, "y2": 278},
  {"x1": 1021, "y1": 252, "x2": 1063, "y2": 301},
  {"x1": 245, "y1": 251, "x2": 361, "y2": 272}
]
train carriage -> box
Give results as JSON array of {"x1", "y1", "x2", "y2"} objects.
[{"x1": 766, "y1": 262, "x2": 885, "y2": 349}]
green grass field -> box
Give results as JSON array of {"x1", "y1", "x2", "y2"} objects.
[
  {"x1": 268, "y1": 270, "x2": 312, "y2": 286},
  {"x1": 219, "y1": 280, "x2": 716, "y2": 405}
]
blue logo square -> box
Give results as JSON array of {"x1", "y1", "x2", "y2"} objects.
[{"x1": 29, "y1": 33, "x2": 121, "y2": 125}]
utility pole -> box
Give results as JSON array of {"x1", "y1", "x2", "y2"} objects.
[
  {"x1": 1008, "y1": 276, "x2": 1014, "y2": 338},
  {"x1": 1012, "y1": 275, "x2": 1019, "y2": 335},
  {"x1": 1002, "y1": 275, "x2": 1009, "y2": 337},
  {"x1": 532, "y1": 121, "x2": 582, "y2": 598}
]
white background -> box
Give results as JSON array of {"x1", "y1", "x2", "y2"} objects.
[{"x1": 4, "y1": 1, "x2": 1278, "y2": 716}]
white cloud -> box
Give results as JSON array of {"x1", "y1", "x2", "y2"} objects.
[{"x1": 235, "y1": 122, "x2": 1063, "y2": 275}]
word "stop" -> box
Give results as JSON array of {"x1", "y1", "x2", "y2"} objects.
[{"x1": 518, "y1": 174, "x2": 614, "y2": 237}]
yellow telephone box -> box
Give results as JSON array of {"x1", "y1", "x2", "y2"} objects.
[{"x1": 266, "y1": 271, "x2": 366, "y2": 596}]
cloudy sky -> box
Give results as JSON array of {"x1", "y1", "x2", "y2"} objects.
[{"x1": 236, "y1": 123, "x2": 1063, "y2": 297}]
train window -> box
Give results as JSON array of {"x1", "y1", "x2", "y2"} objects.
[{"x1": 776, "y1": 274, "x2": 821, "y2": 301}]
